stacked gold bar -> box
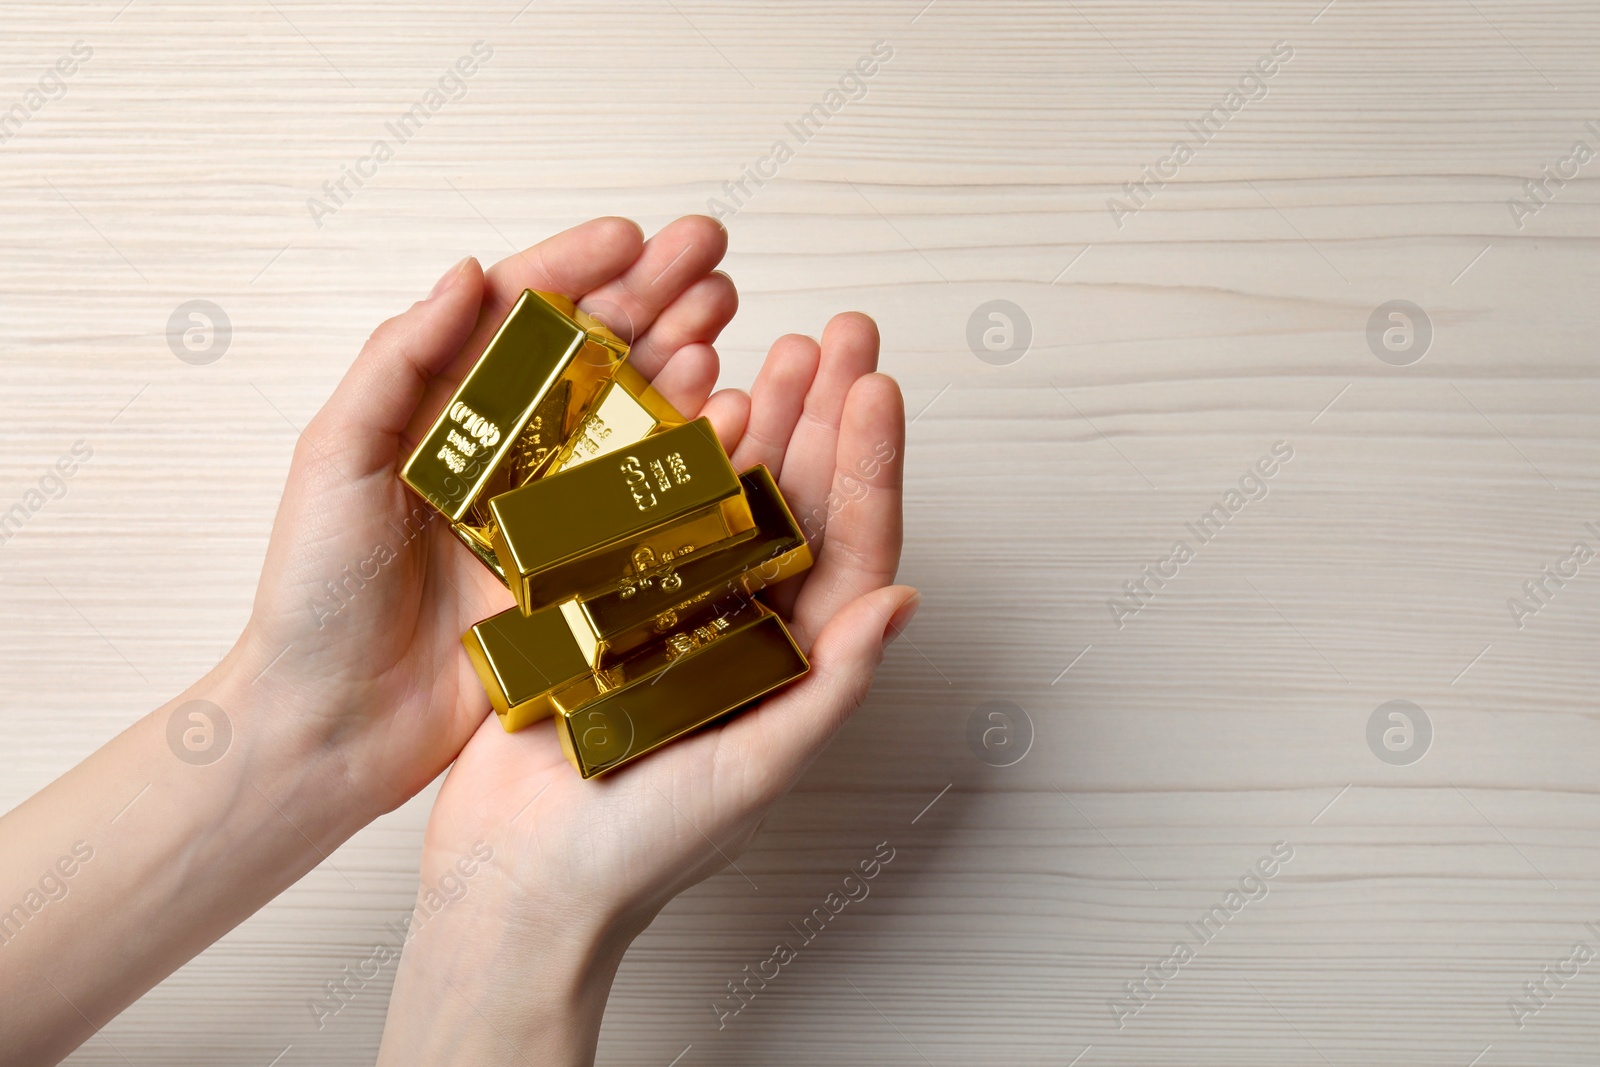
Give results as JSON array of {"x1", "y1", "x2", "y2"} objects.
[{"x1": 401, "y1": 290, "x2": 811, "y2": 778}]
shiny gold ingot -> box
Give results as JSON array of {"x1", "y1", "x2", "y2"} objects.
[
  {"x1": 399, "y1": 288, "x2": 647, "y2": 577},
  {"x1": 463, "y1": 466, "x2": 812, "y2": 732},
  {"x1": 461, "y1": 600, "x2": 594, "y2": 731},
  {"x1": 562, "y1": 465, "x2": 811, "y2": 665},
  {"x1": 547, "y1": 363, "x2": 687, "y2": 474},
  {"x1": 551, "y1": 600, "x2": 809, "y2": 778},
  {"x1": 489, "y1": 418, "x2": 755, "y2": 613}
]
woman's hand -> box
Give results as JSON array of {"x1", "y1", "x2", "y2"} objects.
[
  {"x1": 375, "y1": 307, "x2": 916, "y2": 1065},
  {"x1": 235, "y1": 215, "x2": 745, "y2": 819},
  {"x1": 0, "y1": 217, "x2": 756, "y2": 1067}
]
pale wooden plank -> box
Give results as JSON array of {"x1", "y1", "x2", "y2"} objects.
[{"x1": 0, "y1": 1, "x2": 1596, "y2": 1064}]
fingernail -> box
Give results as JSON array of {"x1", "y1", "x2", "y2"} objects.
[
  {"x1": 427, "y1": 256, "x2": 473, "y2": 300},
  {"x1": 884, "y1": 591, "x2": 921, "y2": 647}
]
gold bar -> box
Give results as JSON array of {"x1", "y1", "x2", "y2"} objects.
[
  {"x1": 452, "y1": 365, "x2": 683, "y2": 576},
  {"x1": 463, "y1": 466, "x2": 812, "y2": 732},
  {"x1": 461, "y1": 603, "x2": 594, "y2": 732},
  {"x1": 547, "y1": 363, "x2": 688, "y2": 474},
  {"x1": 489, "y1": 418, "x2": 755, "y2": 613},
  {"x1": 563, "y1": 465, "x2": 811, "y2": 665},
  {"x1": 399, "y1": 289, "x2": 630, "y2": 577},
  {"x1": 551, "y1": 600, "x2": 808, "y2": 778}
]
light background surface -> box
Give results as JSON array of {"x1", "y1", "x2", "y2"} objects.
[{"x1": 3, "y1": 1, "x2": 1599, "y2": 1063}]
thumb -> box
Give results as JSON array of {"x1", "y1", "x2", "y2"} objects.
[
  {"x1": 724, "y1": 584, "x2": 920, "y2": 796},
  {"x1": 312, "y1": 256, "x2": 485, "y2": 478}
]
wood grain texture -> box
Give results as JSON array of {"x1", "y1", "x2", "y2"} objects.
[{"x1": 3, "y1": 0, "x2": 1599, "y2": 1063}]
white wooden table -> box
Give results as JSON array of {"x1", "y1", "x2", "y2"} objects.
[{"x1": 3, "y1": 1, "x2": 1598, "y2": 1062}]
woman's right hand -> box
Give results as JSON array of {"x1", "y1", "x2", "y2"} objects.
[{"x1": 377, "y1": 312, "x2": 916, "y2": 1067}]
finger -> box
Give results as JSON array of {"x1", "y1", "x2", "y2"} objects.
[
  {"x1": 775, "y1": 313, "x2": 880, "y2": 536},
  {"x1": 700, "y1": 388, "x2": 750, "y2": 451},
  {"x1": 727, "y1": 333, "x2": 821, "y2": 476},
  {"x1": 576, "y1": 215, "x2": 728, "y2": 363},
  {"x1": 402, "y1": 218, "x2": 646, "y2": 447},
  {"x1": 648, "y1": 342, "x2": 720, "y2": 419},
  {"x1": 626, "y1": 270, "x2": 738, "y2": 379},
  {"x1": 314, "y1": 256, "x2": 485, "y2": 477},
  {"x1": 785, "y1": 374, "x2": 905, "y2": 643},
  {"x1": 482, "y1": 215, "x2": 645, "y2": 314},
  {"x1": 719, "y1": 583, "x2": 919, "y2": 802}
]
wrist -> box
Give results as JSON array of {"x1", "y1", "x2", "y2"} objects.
[
  {"x1": 204, "y1": 636, "x2": 376, "y2": 843},
  {"x1": 378, "y1": 856, "x2": 636, "y2": 1067},
  {"x1": 0, "y1": 653, "x2": 383, "y2": 1064},
  {"x1": 217, "y1": 618, "x2": 407, "y2": 832}
]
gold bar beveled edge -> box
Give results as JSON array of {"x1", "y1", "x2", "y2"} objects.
[
  {"x1": 487, "y1": 418, "x2": 748, "y2": 612},
  {"x1": 565, "y1": 466, "x2": 811, "y2": 666},
  {"x1": 400, "y1": 289, "x2": 590, "y2": 523},
  {"x1": 553, "y1": 607, "x2": 809, "y2": 779},
  {"x1": 547, "y1": 363, "x2": 689, "y2": 475}
]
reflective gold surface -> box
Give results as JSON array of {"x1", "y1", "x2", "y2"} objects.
[
  {"x1": 399, "y1": 288, "x2": 630, "y2": 576},
  {"x1": 464, "y1": 465, "x2": 814, "y2": 735},
  {"x1": 461, "y1": 604, "x2": 593, "y2": 732},
  {"x1": 562, "y1": 465, "x2": 812, "y2": 665},
  {"x1": 548, "y1": 363, "x2": 687, "y2": 474},
  {"x1": 431, "y1": 335, "x2": 813, "y2": 773},
  {"x1": 489, "y1": 418, "x2": 755, "y2": 613},
  {"x1": 551, "y1": 600, "x2": 808, "y2": 778}
]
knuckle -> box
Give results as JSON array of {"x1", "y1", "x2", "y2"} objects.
[{"x1": 363, "y1": 312, "x2": 411, "y2": 354}]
